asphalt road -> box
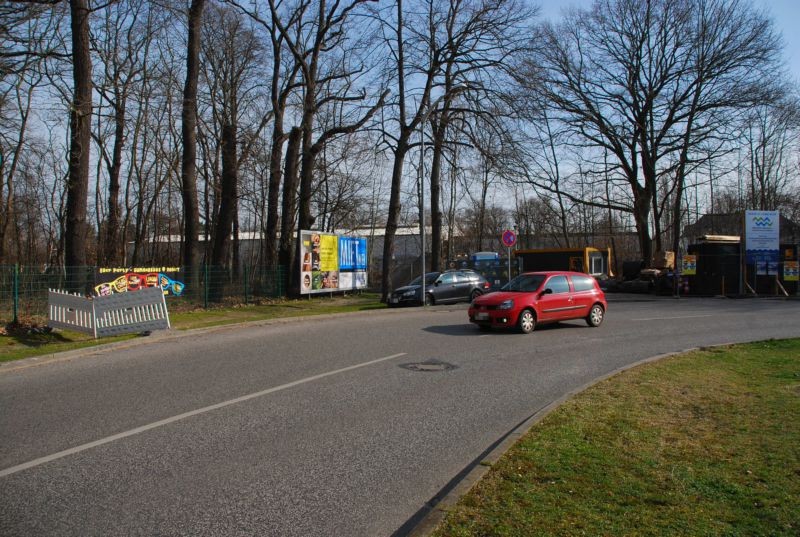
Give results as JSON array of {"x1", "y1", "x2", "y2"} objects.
[{"x1": 1, "y1": 297, "x2": 799, "y2": 536}]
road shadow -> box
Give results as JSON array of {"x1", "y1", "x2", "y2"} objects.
[
  {"x1": 422, "y1": 324, "x2": 488, "y2": 336},
  {"x1": 422, "y1": 322, "x2": 578, "y2": 336}
]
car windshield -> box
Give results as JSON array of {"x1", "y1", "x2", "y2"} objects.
[
  {"x1": 502, "y1": 274, "x2": 545, "y2": 292},
  {"x1": 408, "y1": 273, "x2": 440, "y2": 286}
]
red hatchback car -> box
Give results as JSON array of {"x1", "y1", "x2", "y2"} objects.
[{"x1": 468, "y1": 271, "x2": 607, "y2": 333}]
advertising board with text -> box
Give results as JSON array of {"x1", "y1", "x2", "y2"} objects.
[
  {"x1": 299, "y1": 230, "x2": 368, "y2": 294},
  {"x1": 745, "y1": 210, "x2": 780, "y2": 265},
  {"x1": 94, "y1": 266, "x2": 185, "y2": 297}
]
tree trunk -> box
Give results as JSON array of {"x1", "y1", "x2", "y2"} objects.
[
  {"x1": 265, "y1": 112, "x2": 285, "y2": 267},
  {"x1": 180, "y1": 0, "x2": 205, "y2": 295},
  {"x1": 429, "y1": 119, "x2": 445, "y2": 272},
  {"x1": 103, "y1": 97, "x2": 125, "y2": 266},
  {"x1": 209, "y1": 123, "x2": 237, "y2": 301},
  {"x1": 298, "y1": 96, "x2": 316, "y2": 231},
  {"x1": 381, "y1": 142, "x2": 409, "y2": 302},
  {"x1": 65, "y1": 0, "x2": 93, "y2": 292},
  {"x1": 278, "y1": 127, "x2": 302, "y2": 295},
  {"x1": 632, "y1": 190, "x2": 653, "y2": 267}
]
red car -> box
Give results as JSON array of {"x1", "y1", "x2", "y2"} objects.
[{"x1": 468, "y1": 271, "x2": 607, "y2": 333}]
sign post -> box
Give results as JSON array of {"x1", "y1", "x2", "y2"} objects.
[{"x1": 501, "y1": 230, "x2": 517, "y2": 284}]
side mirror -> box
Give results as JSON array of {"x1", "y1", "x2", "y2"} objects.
[
  {"x1": 540, "y1": 288, "x2": 553, "y2": 297},
  {"x1": 434, "y1": 280, "x2": 441, "y2": 286}
]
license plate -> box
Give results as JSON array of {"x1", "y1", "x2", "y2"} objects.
[
  {"x1": 475, "y1": 312, "x2": 489, "y2": 321},
  {"x1": 390, "y1": 298, "x2": 398, "y2": 304}
]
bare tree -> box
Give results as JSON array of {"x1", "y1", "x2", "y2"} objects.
[
  {"x1": 63, "y1": 0, "x2": 93, "y2": 291},
  {"x1": 528, "y1": 0, "x2": 782, "y2": 265},
  {"x1": 742, "y1": 97, "x2": 800, "y2": 211},
  {"x1": 425, "y1": 0, "x2": 533, "y2": 270},
  {"x1": 91, "y1": 0, "x2": 158, "y2": 266},
  {"x1": 181, "y1": 0, "x2": 205, "y2": 291},
  {"x1": 199, "y1": 4, "x2": 268, "y2": 300},
  {"x1": 374, "y1": 0, "x2": 443, "y2": 301}
]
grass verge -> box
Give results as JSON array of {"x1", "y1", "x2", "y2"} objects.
[
  {"x1": 1, "y1": 293, "x2": 384, "y2": 363},
  {"x1": 433, "y1": 339, "x2": 800, "y2": 537}
]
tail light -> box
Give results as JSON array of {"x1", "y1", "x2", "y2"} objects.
[{"x1": 483, "y1": 281, "x2": 490, "y2": 289}]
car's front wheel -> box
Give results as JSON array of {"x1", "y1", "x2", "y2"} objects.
[
  {"x1": 517, "y1": 309, "x2": 536, "y2": 334},
  {"x1": 586, "y1": 304, "x2": 604, "y2": 327},
  {"x1": 424, "y1": 293, "x2": 434, "y2": 306}
]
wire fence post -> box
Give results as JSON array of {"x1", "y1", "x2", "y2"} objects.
[
  {"x1": 244, "y1": 265, "x2": 249, "y2": 305},
  {"x1": 203, "y1": 264, "x2": 209, "y2": 309},
  {"x1": 12, "y1": 263, "x2": 19, "y2": 324}
]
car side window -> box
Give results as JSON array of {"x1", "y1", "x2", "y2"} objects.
[
  {"x1": 572, "y1": 275, "x2": 596, "y2": 292},
  {"x1": 545, "y1": 275, "x2": 570, "y2": 294},
  {"x1": 440, "y1": 273, "x2": 456, "y2": 284}
]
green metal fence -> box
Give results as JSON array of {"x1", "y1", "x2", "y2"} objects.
[{"x1": 1, "y1": 264, "x2": 287, "y2": 324}]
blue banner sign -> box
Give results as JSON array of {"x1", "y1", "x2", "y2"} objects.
[{"x1": 338, "y1": 237, "x2": 368, "y2": 271}]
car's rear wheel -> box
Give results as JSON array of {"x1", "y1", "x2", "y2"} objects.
[
  {"x1": 470, "y1": 289, "x2": 481, "y2": 301},
  {"x1": 517, "y1": 309, "x2": 536, "y2": 334},
  {"x1": 586, "y1": 304, "x2": 604, "y2": 327}
]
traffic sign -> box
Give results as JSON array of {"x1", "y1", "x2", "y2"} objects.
[{"x1": 501, "y1": 229, "x2": 517, "y2": 248}]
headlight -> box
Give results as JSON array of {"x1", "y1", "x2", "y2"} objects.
[
  {"x1": 403, "y1": 290, "x2": 416, "y2": 297},
  {"x1": 498, "y1": 299, "x2": 514, "y2": 310}
]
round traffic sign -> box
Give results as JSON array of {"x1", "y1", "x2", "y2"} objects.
[{"x1": 501, "y1": 229, "x2": 517, "y2": 247}]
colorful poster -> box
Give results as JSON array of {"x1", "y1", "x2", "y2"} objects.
[
  {"x1": 745, "y1": 210, "x2": 780, "y2": 264},
  {"x1": 94, "y1": 266, "x2": 185, "y2": 297},
  {"x1": 682, "y1": 255, "x2": 697, "y2": 276},
  {"x1": 784, "y1": 261, "x2": 799, "y2": 281},
  {"x1": 300, "y1": 230, "x2": 368, "y2": 294},
  {"x1": 339, "y1": 237, "x2": 367, "y2": 270}
]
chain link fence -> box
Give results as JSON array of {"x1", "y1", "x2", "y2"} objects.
[{"x1": 1, "y1": 265, "x2": 287, "y2": 324}]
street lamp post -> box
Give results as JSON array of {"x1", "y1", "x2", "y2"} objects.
[{"x1": 419, "y1": 123, "x2": 426, "y2": 305}]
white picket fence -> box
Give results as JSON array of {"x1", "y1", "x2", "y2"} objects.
[{"x1": 48, "y1": 286, "x2": 171, "y2": 338}]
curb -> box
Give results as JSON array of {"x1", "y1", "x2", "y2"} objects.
[{"x1": 404, "y1": 342, "x2": 736, "y2": 537}]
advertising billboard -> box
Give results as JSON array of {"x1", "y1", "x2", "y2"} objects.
[
  {"x1": 299, "y1": 230, "x2": 368, "y2": 294},
  {"x1": 94, "y1": 266, "x2": 185, "y2": 297},
  {"x1": 745, "y1": 210, "x2": 780, "y2": 265},
  {"x1": 785, "y1": 261, "x2": 799, "y2": 282},
  {"x1": 682, "y1": 255, "x2": 697, "y2": 276}
]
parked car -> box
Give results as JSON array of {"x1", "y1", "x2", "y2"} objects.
[
  {"x1": 388, "y1": 270, "x2": 491, "y2": 307},
  {"x1": 468, "y1": 271, "x2": 607, "y2": 333}
]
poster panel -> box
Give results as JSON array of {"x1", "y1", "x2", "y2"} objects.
[
  {"x1": 339, "y1": 237, "x2": 367, "y2": 271},
  {"x1": 299, "y1": 231, "x2": 339, "y2": 294},
  {"x1": 682, "y1": 255, "x2": 697, "y2": 276},
  {"x1": 299, "y1": 231, "x2": 368, "y2": 294},
  {"x1": 745, "y1": 210, "x2": 780, "y2": 264},
  {"x1": 784, "y1": 261, "x2": 799, "y2": 281}
]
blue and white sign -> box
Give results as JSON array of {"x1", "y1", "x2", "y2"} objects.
[
  {"x1": 745, "y1": 210, "x2": 780, "y2": 264},
  {"x1": 338, "y1": 237, "x2": 368, "y2": 270}
]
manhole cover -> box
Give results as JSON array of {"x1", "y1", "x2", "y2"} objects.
[{"x1": 400, "y1": 360, "x2": 457, "y2": 372}]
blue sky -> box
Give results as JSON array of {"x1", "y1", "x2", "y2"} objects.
[{"x1": 538, "y1": 0, "x2": 800, "y2": 83}]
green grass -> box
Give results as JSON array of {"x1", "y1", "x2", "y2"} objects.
[
  {"x1": 433, "y1": 339, "x2": 800, "y2": 537},
  {"x1": 1, "y1": 293, "x2": 384, "y2": 362}
]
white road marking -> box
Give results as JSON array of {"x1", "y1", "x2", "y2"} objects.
[
  {"x1": 631, "y1": 314, "x2": 714, "y2": 321},
  {"x1": 0, "y1": 352, "x2": 407, "y2": 478}
]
